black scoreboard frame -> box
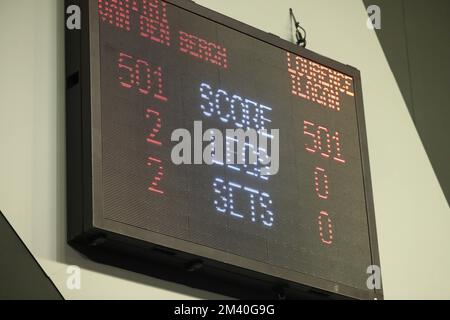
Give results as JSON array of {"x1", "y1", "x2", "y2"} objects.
[{"x1": 65, "y1": 0, "x2": 382, "y2": 300}]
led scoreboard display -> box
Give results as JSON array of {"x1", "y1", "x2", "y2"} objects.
[{"x1": 66, "y1": 0, "x2": 382, "y2": 299}]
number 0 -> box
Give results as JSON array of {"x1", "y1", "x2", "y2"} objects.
[{"x1": 318, "y1": 211, "x2": 334, "y2": 245}]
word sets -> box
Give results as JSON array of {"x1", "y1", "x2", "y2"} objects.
[
  {"x1": 213, "y1": 179, "x2": 274, "y2": 227},
  {"x1": 118, "y1": 51, "x2": 167, "y2": 195},
  {"x1": 303, "y1": 121, "x2": 347, "y2": 246}
]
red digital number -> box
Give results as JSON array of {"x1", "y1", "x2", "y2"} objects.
[
  {"x1": 118, "y1": 52, "x2": 168, "y2": 102},
  {"x1": 147, "y1": 157, "x2": 164, "y2": 195},
  {"x1": 318, "y1": 211, "x2": 334, "y2": 245},
  {"x1": 145, "y1": 108, "x2": 162, "y2": 146},
  {"x1": 303, "y1": 120, "x2": 346, "y2": 164},
  {"x1": 118, "y1": 52, "x2": 134, "y2": 88},
  {"x1": 304, "y1": 121, "x2": 317, "y2": 154},
  {"x1": 314, "y1": 167, "x2": 329, "y2": 200}
]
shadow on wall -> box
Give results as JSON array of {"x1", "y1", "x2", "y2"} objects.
[
  {"x1": 0, "y1": 210, "x2": 62, "y2": 300},
  {"x1": 362, "y1": 0, "x2": 450, "y2": 205}
]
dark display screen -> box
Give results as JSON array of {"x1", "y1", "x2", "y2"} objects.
[{"x1": 93, "y1": 0, "x2": 377, "y2": 294}]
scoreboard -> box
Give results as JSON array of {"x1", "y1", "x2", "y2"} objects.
[{"x1": 66, "y1": 0, "x2": 382, "y2": 299}]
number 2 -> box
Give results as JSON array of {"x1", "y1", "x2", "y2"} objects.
[
  {"x1": 146, "y1": 108, "x2": 162, "y2": 146},
  {"x1": 147, "y1": 157, "x2": 164, "y2": 195}
]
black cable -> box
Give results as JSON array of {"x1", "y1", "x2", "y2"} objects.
[{"x1": 290, "y1": 8, "x2": 307, "y2": 48}]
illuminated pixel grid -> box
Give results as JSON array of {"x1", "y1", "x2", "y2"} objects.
[{"x1": 97, "y1": 0, "x2": 373, "y2": 292}]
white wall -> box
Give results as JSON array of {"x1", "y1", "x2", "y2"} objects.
[{"x1": 0, "y1": 0, "x2": 448, "y2": 299}]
